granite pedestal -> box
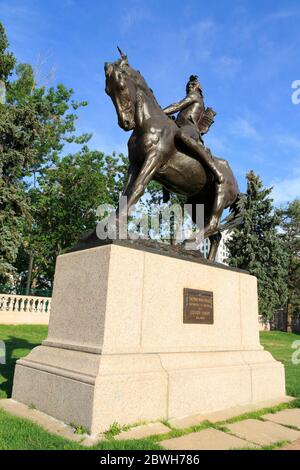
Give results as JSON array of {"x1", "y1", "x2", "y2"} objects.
[{"x1": 12, "y1": 242, "x2": 286, "y2": 434}]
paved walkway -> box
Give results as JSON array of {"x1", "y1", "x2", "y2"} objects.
[
  {"x1": 281, "y1": 438, "x2": 300, "y2": 450},
  {"x1": 160, "y1": 408, "x2": 300, "y2": 450},
  {"x1": 160, "y1": 429, "x2": 258, "y2": 450},
  {"x1": 115, "y1": 399, "x2": 299, "y2": 450},
  {"x1": 1, "y1": 397, "x2": 299, "y2": 450}
]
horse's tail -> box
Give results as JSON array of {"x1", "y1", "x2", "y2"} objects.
[
  {"x1": 219, "y1": 193, "x2": 246, "y2": 233},
  {"x1": 230, "y1": 192, "x2": 245, "y2": 220}
]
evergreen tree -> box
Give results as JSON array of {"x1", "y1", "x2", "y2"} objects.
[
  {"x1": 0, "y1": 25, "x2": 37, "y2": 281},
  {"x1": 226, "y1": 171, "x2": 289, "y2": 319},
  {"x1": 277, "y1": 199, "x2": 300, "y2": 319},
  {"x1": 0, "y1": 22, "x2": 89, "y2": 282},
  {"x1": 0, "y1": 22, "x2": 15, "y2": 84}
]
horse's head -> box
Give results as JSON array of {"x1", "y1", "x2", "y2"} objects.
[{"x1": 105, "y1": 48, "x2": 149, "y2": 131}]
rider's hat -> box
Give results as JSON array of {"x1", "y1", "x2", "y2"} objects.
[{"x1": 186, "y1": 75, "x2": 203, "y2": 95}]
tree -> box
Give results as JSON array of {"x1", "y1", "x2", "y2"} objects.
[
  {"x1": 0, "y1": 25, "x2": 38, "y2": 281},
  {"x1": 0, "y1": 21, "x2": 89, "y2": 282},
  {"x1": 0, "y1": 22, "x2": 15, "y2": 84},
  {"x1": 277, "y1": 199, "x2": 300, "y2": 327},
  {"x1": 226, "y1": 171, "x2": 289, "y2": 320},
  {"x1": 17, "y1": 149, "x2": 128, "y2": 287}
]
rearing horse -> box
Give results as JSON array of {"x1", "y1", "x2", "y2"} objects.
[{"x1": 103, "y1": 51, "x2": 241, "y2": 260}]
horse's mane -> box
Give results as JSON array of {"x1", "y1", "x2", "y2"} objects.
[{"x1": 126, "y1": 65, "x2": 160, "y2": 106}]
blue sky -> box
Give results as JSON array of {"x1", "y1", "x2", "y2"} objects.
[{"x1": 1, "y1": 0, "x2": 300, "y2": 204}]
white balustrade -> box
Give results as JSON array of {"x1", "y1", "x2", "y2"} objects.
[{"x1": 0, "y1": 293, "x2": 51, "y2": 315}]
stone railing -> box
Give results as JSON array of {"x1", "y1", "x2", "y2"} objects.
[{"x1": 0, "y1": 293, "x2": 51, "y2": 325}]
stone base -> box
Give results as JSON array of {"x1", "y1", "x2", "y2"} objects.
[
  {"x1": 13, "y1": 348, "x2": 285, "y2": 434},
  {"x1": 12, "y1": 243, "x2": 286, "y2": 434}
]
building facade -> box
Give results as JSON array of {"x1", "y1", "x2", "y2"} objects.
[{"x1": 200, "y1": 230, "x2": 231, "y2": 264}]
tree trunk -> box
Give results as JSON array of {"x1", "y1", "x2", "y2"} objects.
[
  {"x1": 25, "y1": 254, "x2": 34, "y2": 295},
  {"x1": 286, "y1": 301, "x2": 293, "y2": 333}
]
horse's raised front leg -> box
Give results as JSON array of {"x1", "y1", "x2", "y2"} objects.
[
  {"x1": 120, "y1": 151, "x2": 163, "y2": 217},
  {"x1": 122, "y1": 163, "x2": 141, "y2": 198}
]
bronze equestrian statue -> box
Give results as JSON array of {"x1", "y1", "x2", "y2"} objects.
[{"x1": 77, "y1": 49, "x2": 243, "y2": 261}]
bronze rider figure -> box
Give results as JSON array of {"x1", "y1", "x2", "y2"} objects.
[{"x1": 163, "y1": 75, "x2": 224, "y2": 187}]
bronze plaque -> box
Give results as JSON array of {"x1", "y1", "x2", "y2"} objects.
[{"x1": 183, "y1": 288, "x2": 214, "y2": 324}]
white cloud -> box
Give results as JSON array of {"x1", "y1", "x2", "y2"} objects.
[
  {"x1": 64, "y1": 0, "x2": 75, "y2": 6},
  {"x1": 275, "y1": 135, "x2": 300, "y2": 151},
  {"x1": 242, "y1": 8, "x2": 300, "y2": 37},
  {"x1": 271, "y1": 172, "x2": 300, "y2": 204},
  {"x1": 181, "y1": 20, "x2": 216, "y2": 62},
  {"x1": 214, "y1": 56, "x2": 241, "y2": 78},
  {"x1": 159, "y1": 19, "x2": 217, "y2": 67},
  {"x1": 0, "y1": 0, "x2": 44, "y2": 51},
  {"x1": 265, "y1": 10, "x2": 300, "y2": 22},
  {"x1": 205, "y1": 135, "x2": 228, "y2": 154},
  {"x1": 228, "y1": 116, "x2": 259, "y2": 140},
  {"x1": 120, "y1": 6, "x2": 152, "y2": 33}
]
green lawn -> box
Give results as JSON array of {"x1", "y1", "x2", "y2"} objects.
[
  {"x1": 0, "y1": 325, "x2": 48, "y2": 400},
  {"x1": 260, "y1": 330, "x2": 300, "y2": 398},
  {"x1": 0, "y1": 325, "x2": 161, "y2": 450},
  {"x1": 0, "y1": 326, "x2": 299, "y2": 450}
]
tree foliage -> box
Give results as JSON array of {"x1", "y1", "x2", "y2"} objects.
[
  {"x1": 277, "y1": 199, "x2": 300, "y2": 316},
  {"x1": 0, "y1": 21, "x2": 89, "y2": 281},
  {"x1": 226, "y1": 171, "x2": 289, "y2": 319},
  {"x1": 17, "y1": 150, "x2": 128, "y2": 286}
]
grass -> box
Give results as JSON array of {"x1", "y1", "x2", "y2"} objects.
[
  {"x1": 232, "y1": 441, "x2": 290, "y2": 451},
  {"x1": 0, "y1": 408, "x2": 162, "y2": 450},
  {"x1": 0, "y1": 326, "x2": 299, "y2": 450},
  {"x1": 0, "y1": 325, "x2": 162, "y2": 450},
  {"x1": 70, "y1": 424, "x2": 90, "y2": 436},
  {"x1": 0, "y1": 325, "x2": 48, "y2": 399},
  {"x1": 260, "y1": 330, "x2": 300, "y2": 397},
  {"x1": 0, "y1": 408, "x2": 80, "y2": 450},
  {"x1": 104, "y1": 421, "x2": 131, "y2": 439}
]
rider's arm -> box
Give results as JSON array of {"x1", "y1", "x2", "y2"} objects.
[{"x1": 163, "y1": 96, "x2": 195, "y2": 115}]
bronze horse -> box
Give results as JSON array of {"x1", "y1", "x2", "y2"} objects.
[
  {"x1": 101, "y1": 50, "x2": 242, "y2": 260},
  {"x1": 76, "y1": 51, "x2": 242, "y2": 260}
]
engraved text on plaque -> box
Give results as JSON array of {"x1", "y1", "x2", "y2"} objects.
[{"x1": 183, "y1": 288, "x2": 214, "y2": 324}]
